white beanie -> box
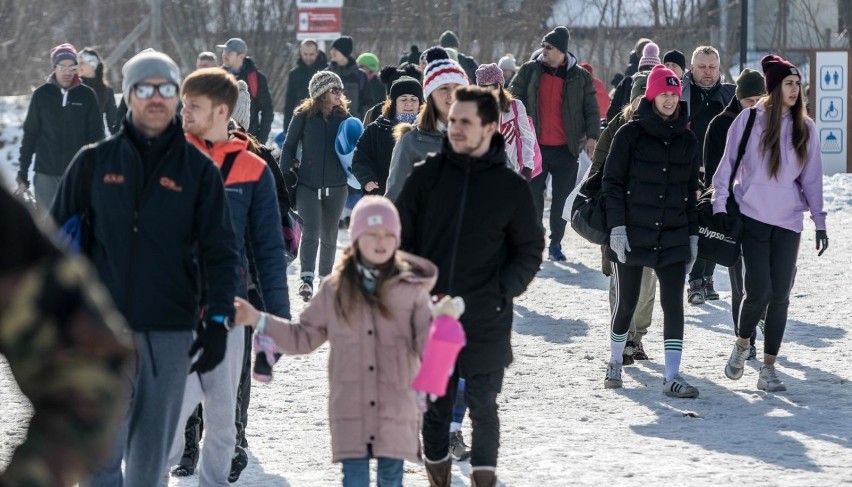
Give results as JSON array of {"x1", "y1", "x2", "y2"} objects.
[
  {"x1": 422, "y1": 47, "x2": 469, "y2": 100},
  {"x1": 232, "y1": 80, "x2": 251, "y2": 130}
]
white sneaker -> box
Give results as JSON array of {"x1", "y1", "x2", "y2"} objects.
[
  {"x1": 605, "y1": 361, "x2": 622, "y2": 389},
  {"x1": 725, "y1": 342, "x2": 750, "y2": 380},
  {"x1": 662, "y1": 374, "x2": 699, "y2": 398},
  {"x1": 757, "y1": 364, "x2": 786, "y2": 392}
]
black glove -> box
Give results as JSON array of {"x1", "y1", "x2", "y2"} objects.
[
  {"x1": 713, "y1": 212, "x2": 729, "y2": 233},
  {"x1": 520, "y1": 166, "x2": 533, "y2": 181},
  {"x1": 816, "y1": 230, "x2": 829, "y2": 256},
  {"x1": 189, "y1": 315, "x2": 230, "y2": 374}
]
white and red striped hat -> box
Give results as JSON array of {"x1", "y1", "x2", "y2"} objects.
[{"x1": 422, "y1": 47, "x2": 469, "y2": 100}]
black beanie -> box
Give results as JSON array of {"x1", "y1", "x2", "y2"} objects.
[
  {"x1": 390, "y1": 76, "x2": 423, "y2": 103},
  {"x1": 542, "y1": 26, "x2": 570, "y2": 54},
  {"x1": 663, "y1": 49, "x2": 686, "y2": 72},
  {"x1": 330, "y1": 36, "x2": 354, "y2": 58},
  {"x1": 439, "y1": 31, "x2": 460, "y2": 48}
]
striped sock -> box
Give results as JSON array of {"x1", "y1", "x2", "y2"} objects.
[
  {"x1": 664, "y1": 339, "x2": 683, "y2": 381},
  {"x1": 610, "y1": 331, "x2": 629, "y2": 364}
]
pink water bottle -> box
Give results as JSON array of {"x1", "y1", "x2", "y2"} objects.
[{"x1": 412, "y1": 305, "x2": 466, "y2": 397}]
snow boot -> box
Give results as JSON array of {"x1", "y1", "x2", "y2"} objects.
[
  {"x1": 425, "y1": 454, "x2": 452, "y2": 487},
  {"x1": 548, "y1": 241, "x2": 567, "y2": 262},
  {"x1": 687, "y1": 279, "x2": 705, "y2": 305},
  {"x1": 622, "y1": 341, "x2": 636, "y2": 366},
  {"x1": 228, "y1": 445, "x2": 248, "y2": 483},
  {"x1": 631, "y1": 340, "x2": 648, "y2": 360},
  {"x1": 471, "y1": 468, "x2": 497, "y2": 487},
  {"x1": 703, "y1": 277, "x2": 719, "y2": 300}
]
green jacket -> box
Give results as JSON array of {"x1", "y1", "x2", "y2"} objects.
[{"x1": 509, "y1": 53, "x2": 601, "y2": 155}]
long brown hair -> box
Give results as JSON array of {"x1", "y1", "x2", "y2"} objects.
[
  {"x1": 330, "y1": 245, "x2": 410, "y2": 322},
  {"x1": 416, "y1": 95, "x2": 444, "y2": 133},
  {"x1": 294, "y1": 91, "x2": 351, "y2": 119},
  {"x1": 759, "y1": 83, "x2": 810, "y2": 179},
  {"x1": 496, "y1": 86, "x2": 513, "y2": 113}
]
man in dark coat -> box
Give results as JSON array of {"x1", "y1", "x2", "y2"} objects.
[
  {"x1": 218, "y1": 38, "x2": 274, "y2": 143},
  {"x1": 327, "y1": 35, "x2": 368, "y2": 119},
  {"x1": 439, "y1": 30, "x2": 478, "y2": 84},
  {"x1": 16, "y1": 43, "x2": 103, "y2": 213},
  {"x1": 395, "y1": 86, "x2": 543, "y2": 487},
  {"x1": 283, "y1": 39, "x2": 327, "y2": 130}
]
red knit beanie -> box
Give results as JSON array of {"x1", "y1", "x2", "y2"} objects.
[
  {"x1": 761, "y1": 54, "x2": 799, "y2": 95},
  {"x1": 644, "y1": 64, "x2": 681, "y2": 101}
]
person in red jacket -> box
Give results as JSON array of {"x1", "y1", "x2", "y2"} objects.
[{"x1": 580, "y1": 62, "x2": 609, "y2": 120}]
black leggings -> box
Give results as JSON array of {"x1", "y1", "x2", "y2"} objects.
[
  {"x1": 611, "y1": 261, "x2": 685, "y2": 340},
  {"x1": 737, "y1": 216, "x2": 800, "y2": 356}
]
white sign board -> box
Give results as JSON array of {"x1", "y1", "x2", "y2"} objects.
[
  {"x1": 814, "y1": 51, "x2": 848, "y2": 175},
  {"x1": 296, "y1": 0, "x2": 343, "y2": 7}
]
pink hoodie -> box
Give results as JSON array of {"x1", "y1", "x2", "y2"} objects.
[{"x1": 712, "y1": 102, "x2": 826, "y2": 232}]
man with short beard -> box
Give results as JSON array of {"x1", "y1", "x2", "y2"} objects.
[
  {"x1": 284, "y1": 38, "x2": 327, "y2": 130},
  {"x1": 50, "y1": 50, "x2": 239, "y2": 487},
  {"x1": 16, "y1": 43, "x2": 103, "y2": 213}
]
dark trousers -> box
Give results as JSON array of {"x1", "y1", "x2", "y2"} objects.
[
  {"x1": 611, "y1": 261, "x2": 685, "y2": 340},
  {"x1": 737, "y1": 216, "x2": 800, "y2": 356},
  {"x1": 422, "y1": 368, "x2": 504, "y2": 468},
  {"x1": 529, "y1": 145, "x2": 579, "y2": 244},
  {"x1": 688, "y1": 257, "x2": 717, "y2": 282},
  {"x1": 729, "y1": 258, "x2": 758, "y2": 346}
]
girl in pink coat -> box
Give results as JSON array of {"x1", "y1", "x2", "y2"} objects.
[{"x1": 234, "y1": 196, "x2": 437, "y2": 486}]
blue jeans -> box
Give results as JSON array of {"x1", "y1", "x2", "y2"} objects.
[
  {"x1": 341, "y1": 455, "x2": 404, "y2": 487},
  {"x1": 452, "y1": 378, "x2": 466, "y2": 424}
]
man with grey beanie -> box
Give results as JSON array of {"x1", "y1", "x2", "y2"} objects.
[{"x1": 50, "y1": 49, "x2": 240, "y2": 487}]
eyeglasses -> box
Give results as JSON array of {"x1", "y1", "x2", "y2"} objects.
[
  {"x1": 133, "y1": 83, "x2": 178, "y2": 100},
  {"x1": 329, "y1": 88, "x2": 343, "y2": 95},
  {"x1": 540, "y1": 44, "x2": 555, "y2": 51},
  {"x1": 55, "y1": 65, "x2": 78, "y2": 73}
]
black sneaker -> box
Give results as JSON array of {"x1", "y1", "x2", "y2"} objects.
[
  {"x1": 298, "y1": 276, "x2": 313, "y2": 302},
  {"x1": 449, "y1": 430, "x2": 470, "y2": 461},
  {"x1": 228, "y1": 446, "x2": 248, "y2": 483},
  {"x1": 631, "y1": 341, "x2": 648, "y2": 360},
  {"x1": 171, "y1": 465, "x2": 195, "y2": 477},
  {"x1": 703, "y1": 278, "x2": 720, "y2": 300},
  {"x1": 622, "y1": 341, "x2": 636, "y2": 366},
  {"x1": 687, "y1": 279, "x2": 705, "y2": 305}
]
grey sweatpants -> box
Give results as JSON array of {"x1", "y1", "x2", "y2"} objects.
[
  {"x1": 609, "y1": 266, "x2": 657, "y2": 343},
  {"x1": 296, "y1": 185, "x2": 347, "y2": 278},
  {"x1": 33, "y1": 172, "x2": 62, "y2": 216},
  {"x1": 165, "y1": 327, "x2": 245, "y2": 487},
  {"x1": 83, "y1": 331, "x2": 194, "y2": 487}
]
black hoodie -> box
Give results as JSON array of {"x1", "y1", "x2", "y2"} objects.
[
  {"x1": 395, "y1": 134, "x2": 544, "y2": 375},
  {"x1": 702, "y1": 96, "x2": 742, "y2": 187}
]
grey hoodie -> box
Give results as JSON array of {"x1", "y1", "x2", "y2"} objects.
[{"x1": 384, "y1": 124, "x2": 444, "y2": 201}]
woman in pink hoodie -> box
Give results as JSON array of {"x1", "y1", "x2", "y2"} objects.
[
  {"x1": 713, "y1": 54, "x2": 828, "y2": 393},
  {"x1": 234, "y1": 196, "x2": 438, "y2": 486}
]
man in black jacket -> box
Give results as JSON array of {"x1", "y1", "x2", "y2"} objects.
[
  {"x1": 16, "y1": 43, "x2": 103, "y2": 213},
  {"x1": 327, "y1": 35, "x2": 368, "y2": 119},
  {"x1": 439, "y1": 30, "x2": 478, "y2": 84},
  {"x1": 50, "y1": 50, "x2": 239, "y2": 487},
  {"x1": 395, "y1": 86, "x2": 543, "y2": 487},
  {"x1": 283, "y1": 39, "x2": 327, "y2": 131},
  {"x1": 218, "y1": 38, "x2": 274, "y2": 143}
]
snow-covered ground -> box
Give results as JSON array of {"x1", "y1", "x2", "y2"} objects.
[{"x1": 1, "y1": 95, "x2": 851, "y2": 486}]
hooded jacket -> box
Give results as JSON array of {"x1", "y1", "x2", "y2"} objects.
[
  {"x1": 281, "y1": 108, "x2": 349, "y2": 190},
  {"x1": 712, "y1": 101, "x2": 826, "y2": 233},
  {"x1": 351, "y1": 115, "x2": 397, "y2": 195},
  {"x1": 18, "y1": 76, "x2": 103, "y2": 181},
  {"x1": 283, "y1": 52, "x2": 328, "y2": 130},
  {"x1": 509, "y1": 51, "x2": 601, "y2": 154},
  {"x1": 261, "y1": 251, "x2": 436, "y2": 463},
  {"x1": 384, "y1": 124, "x2": 444, "y2": 201},
  {"x1": 681, "y1": 70, "x2": 735, "y2": 156},
  {"x1": 50, "y1": 117, "x2": 239, "y2": 330},
  {"x1": 395, "y1": 134, "x2": 544, "y2": 375},
  {"x1": 186, "y1": 132, "x2": 289, "y2": 318},
  {"x1": 232, "y1": 57, "x2": 274, "y2": 142},
  {"x1": 328, "y1": 56, "x2": 367, "y2": 120},
  {"x1": 602, "y1": 99, "x2": 701, "y2": 268}
]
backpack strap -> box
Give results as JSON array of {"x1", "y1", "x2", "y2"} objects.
[
  {"x1": 510, "y1": 100, "x2": 523, "y2": 169},
  {"x1": 219, "y1": 152, "x2": 239, "y2": 183},
  {"x1": 729, "y1": 107, "x2": 757, "y2": 190},
  {"x1": 247, "y1": 70, "x2": 259, "y2": 99}
]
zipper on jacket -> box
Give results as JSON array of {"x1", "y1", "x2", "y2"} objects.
[{"x1": 446, "y1": 163, "x2": 472, "y2": 295}]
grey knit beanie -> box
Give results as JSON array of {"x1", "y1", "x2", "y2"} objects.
[
  {"x1": 122, "y1": 49, "x2": 181, "y2": 104},
  {"x1": 309, "y1": 71, "x2": 344, "y2": 99},
  {"x1": 232, "y1": 80, "x2": 251, "y2": 129}
]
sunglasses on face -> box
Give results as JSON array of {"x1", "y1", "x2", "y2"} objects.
[
  {"x1": 55, "y1": 65, "x2": 78, "y2": 73},
  {"x1": 329, "y1": 87, "x2": 343, "y2": 95},
  {"x1": 540, "y1": 44, "x2": 555, "y2": 51},
  {"x1": 133, "y1": 83, "x2": 178, "y2": 100}
]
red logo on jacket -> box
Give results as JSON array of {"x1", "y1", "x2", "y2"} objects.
[
  {"x1": 160, "y1": 177, "x2": 183, "y2": 192},
  {"x1": 103, "y1": 174, "x2": 125, "y2": 184}
]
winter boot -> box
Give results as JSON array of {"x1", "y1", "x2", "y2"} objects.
[
  {"x1": 725, "y1": 342, "x2": 751, "y2": 380},
  {"x1": 471, "y1": 468, "x2": 498, "y2": 487},
  {"x1": 757, "y1": 363, "x2": 787, "y2": 392},
  {"x1": 703, "y1": 277, "x2": 719, "y2": 300},
  {"x1": 687, "y1": 279, "x2": 705, "y2": 305},
  {"x1": 604, "y1": 361, "x2": 622, "y2": 389},
  {"x1": 548, "y1": 241, "x2": 567, "y2": 262},
  {"x1": 449, "y1": 430, "x2": 470, "y2": 461},
  {"x1": 299, "y1": 274, "x2": 314, "y2": 302},
  {"x1": 631, "y1": 340, "x2": 648, "y2": 360},
  {"x1": 228, "y1": 446, "x2": 248, "y2": 483},
  {"x1": 662, "y1": 374, "x2": 700, "y2": 398},
  {"x1": 425, "y1": 454, "x2": 452, "y2": 487},
  {"x1": 622, "y1": 341, "x2": 636, "y2": 366}
]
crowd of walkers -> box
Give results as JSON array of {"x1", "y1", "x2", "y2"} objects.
[{"x1": 0, "y1": 24, "x2": 829, "y2": 487}]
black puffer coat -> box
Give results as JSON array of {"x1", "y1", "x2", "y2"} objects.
[
  {"x1": 351, "y1": 115, "x2": 396, "y2": 195},
  {"x1": 281, "y1": 109, "x2": 349, "y2": 190},
  {"x1": 602, "y1": 98, "x2": 700, "y2": 268}
]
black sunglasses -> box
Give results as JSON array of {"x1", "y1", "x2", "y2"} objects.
[{"x1": 134, "y1": 83, "x2": 178, "y2": 100}]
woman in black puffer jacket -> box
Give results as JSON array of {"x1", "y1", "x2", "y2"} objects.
[
  {"x1": 601, "y1": 65, "x2": 701, "y2": 398},
  {"x1": 352, "y1": 76, "x2": 423, "y2": 196}
]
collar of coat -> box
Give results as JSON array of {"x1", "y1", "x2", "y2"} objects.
[
  {"x1": 633, "y1": 98, "x2": 690, "y2": 138},
  {"x1": 439, "y1": 132, "x2": 509, "y2": 171}
]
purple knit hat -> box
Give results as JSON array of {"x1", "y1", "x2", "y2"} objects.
[
  {"x1": 638, "y1": 42, "x2": 661, "y2": 70},
  {"x1": 50, "y1": 43, "x2": 78, "y2": 66},
  {"x1": 475, "y1": 63, "x2": 504, "y2": 86}
]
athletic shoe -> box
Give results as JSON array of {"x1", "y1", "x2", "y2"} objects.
[
  {"x1": 548, "y1": 241, "x2": 567, "y2": 262},
  {"x1": 622, "y1": 341, "x2": 636, "y2": 366},
  {"x1": 703, "y1": 278, "x2": 719, "y2": 300},
  {"x1": 604, "y1": 361, "x2": 622, "y2": 389},
  {"x1": 687, "y1": 279, "x2": 705, "y2": 305},
  {"x1": 631, "y1": 340, "x2": 648, "y2": 360},
  {"x1": 725, "y1": 342, "x2": 751, "y2": 380},
  {"x1": 757, "y1": 364, "x2": 787, "y2": 392},
  {"x1": 171, "y1": 465, "x2": 194, "y2": 477},
  {"x1": 662, "y1": 374, "x2": 700, "y2": 398},
  {"x1": 228, "y1": 446, "x2": 248, "y2": 483},
  {"x1": 298, "y1": 276, "x2": 313, "y2": 302},
  {"x1": 449, "y1": 431, "x2": 470, "y2": 461},
  {"x1": 747, "y1": 345, "x2": 757, "y2": 361}
]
